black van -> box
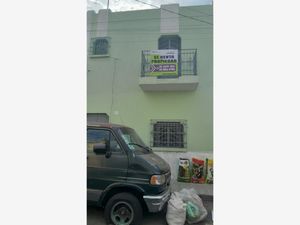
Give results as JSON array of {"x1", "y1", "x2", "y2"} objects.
[{"x1": 87, "y1": 124, "x2": 171, "y2": 225}]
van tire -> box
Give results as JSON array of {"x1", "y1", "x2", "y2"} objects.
[{"x1": 104, "y1": 192, "x2": 143, "y2": 225}]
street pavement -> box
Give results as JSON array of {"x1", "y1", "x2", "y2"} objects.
[{"x1": 87, "y1": 196, "x2": 213, "y2": 225}]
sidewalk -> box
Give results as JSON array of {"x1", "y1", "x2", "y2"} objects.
[
  {"x1": 171, "y1": 180, "x2": 213, "y2": 196},
  {"x1": 87, "y1": 194, "x2": 213, "y2": 225}
]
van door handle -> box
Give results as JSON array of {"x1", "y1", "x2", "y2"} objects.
[{"x1": 87, "y1": 156, "x2": 89, "y2": 159}]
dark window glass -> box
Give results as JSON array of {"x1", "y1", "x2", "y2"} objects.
[
  {"x1": 87, "y1": 129, "x2": 109, "y2": 144},
  {"x1": 87, "y1": 129, "x2": 122, "y2": 153},
  {"x1": 118, "y1": 127, "x2": 150, "y2": 154},
  {"x1": 158, "y1": 35, "x2": 181, "y2": 50},
  {"x1": 93, "y1": 38, "x2": 108, "y2": 55}
]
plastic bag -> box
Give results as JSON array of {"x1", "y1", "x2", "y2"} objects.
[
  {"x1": 186, "y1": 201, "x2": 200, "y2": 221},
  {"x1": 178, "y1": 188, "x2": 208, "y2": 224},
  {"x1": 166, "y1": 192, "x2": 186, "y2": 225}
]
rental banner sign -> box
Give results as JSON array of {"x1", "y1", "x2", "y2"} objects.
[{"x1": 144, "y1": 50, "x2": 178, "y2": 76}]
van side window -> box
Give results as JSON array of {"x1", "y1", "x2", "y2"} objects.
[
  {"x1": 87, "y1": 129, "x2": 122, "y2": 154},
  {"x1": 110, "y1": 134, "x2": 122, "y2": 153}
]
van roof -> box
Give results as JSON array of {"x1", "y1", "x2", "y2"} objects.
[{"x1": 87, "y1": 123, "x2": 129, "y2": 129}]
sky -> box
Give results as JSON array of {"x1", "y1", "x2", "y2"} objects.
[{"x1": 87, "y1": 0, "x2": 212, "y2": 12}]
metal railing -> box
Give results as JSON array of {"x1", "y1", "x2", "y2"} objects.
[{"x1": 141, "y1": 49, "x2": 197, "y2": 77}]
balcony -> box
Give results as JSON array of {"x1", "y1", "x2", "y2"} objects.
[{"x1": 139, "y1": 49, "x2": 199, "y2": 91}]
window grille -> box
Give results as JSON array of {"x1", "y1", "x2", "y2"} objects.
[
  {"x1": 90, "y1": 37, "x2": 109, "y2": 56},
  {"x1": 151, "y1": 120, "x2": 187, "y2": 148}
]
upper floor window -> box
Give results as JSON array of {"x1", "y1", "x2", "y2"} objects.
[
  {"x1": 89, "y1": 37, "x2": 110, "y2": 56},
  {"x1": 158, "y1": 35, "x2": 181, "y2": 50}
]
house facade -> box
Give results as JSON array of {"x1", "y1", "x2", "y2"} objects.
[{"x1": 87, "y1": 4, "x2": 213, "y2": 178}]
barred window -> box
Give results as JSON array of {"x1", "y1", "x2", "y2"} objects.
[
  {"x1": 90, "y1": 38, "x2": 109, "y2": 56},
  {"x1": 158, "y1": 35, "x2": 181, "y2": 50},
  {"x1": 151, "y1": 120, "x2": 187, "y2": 148}
]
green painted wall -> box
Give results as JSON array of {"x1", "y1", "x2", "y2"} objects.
[{"x1": 87, "y1": 5, "x2": 213, "y2": 152}]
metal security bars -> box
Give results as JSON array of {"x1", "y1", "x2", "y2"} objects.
[
  {"x1": 89, "y1": 37, "x2": 110, "y2": 56},
  {"x1": 180, "y1": 49, "x2": 197, "y2": 76},
  {"x1": 150, "y1": 120, "x2": 187, "y2": 148},
  {"x1": 141, "y1": 49, "x2": 197, "y2": 77}
]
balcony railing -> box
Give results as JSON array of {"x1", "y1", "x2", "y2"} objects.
[{"x1": 141, "y1": 49, "x2": 197, "y2": 77}]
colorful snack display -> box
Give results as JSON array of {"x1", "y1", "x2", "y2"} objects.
[
  {"x1": 177, "y1": 158, "x2": 191, "y2": 183},
  {"x1": 205, "y1": 159, "x2": 213, "y2": 184},
  {"x1": 191, "y1": 158, "x2": 205, "y2": 184}
]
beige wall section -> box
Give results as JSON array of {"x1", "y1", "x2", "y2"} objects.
[
  {"x1": 160, "y1": 4, "x2": 179, "y2": 33},
  {"x1": 96, "y1": 9, "x2": 109, "y2": 37}
]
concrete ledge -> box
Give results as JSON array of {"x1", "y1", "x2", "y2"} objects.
[{"x1": 139, "y1": 75, "x2": 199, "y2": 91}]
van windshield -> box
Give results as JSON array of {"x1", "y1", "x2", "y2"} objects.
[{"x1": 118, "y1": 127, "x2": 151, "y2": 154}]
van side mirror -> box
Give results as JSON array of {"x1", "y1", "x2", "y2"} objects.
[
  {"x1": 93, "y1": 143, "x2": 107, "y2": 154},
  {"x1": 93, "y1": 141, "x2": 111, "y2": 158}
]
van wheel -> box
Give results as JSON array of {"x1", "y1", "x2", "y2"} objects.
[{"x1": 104, "y1": 192, "x2": 143, "y2": 225}]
